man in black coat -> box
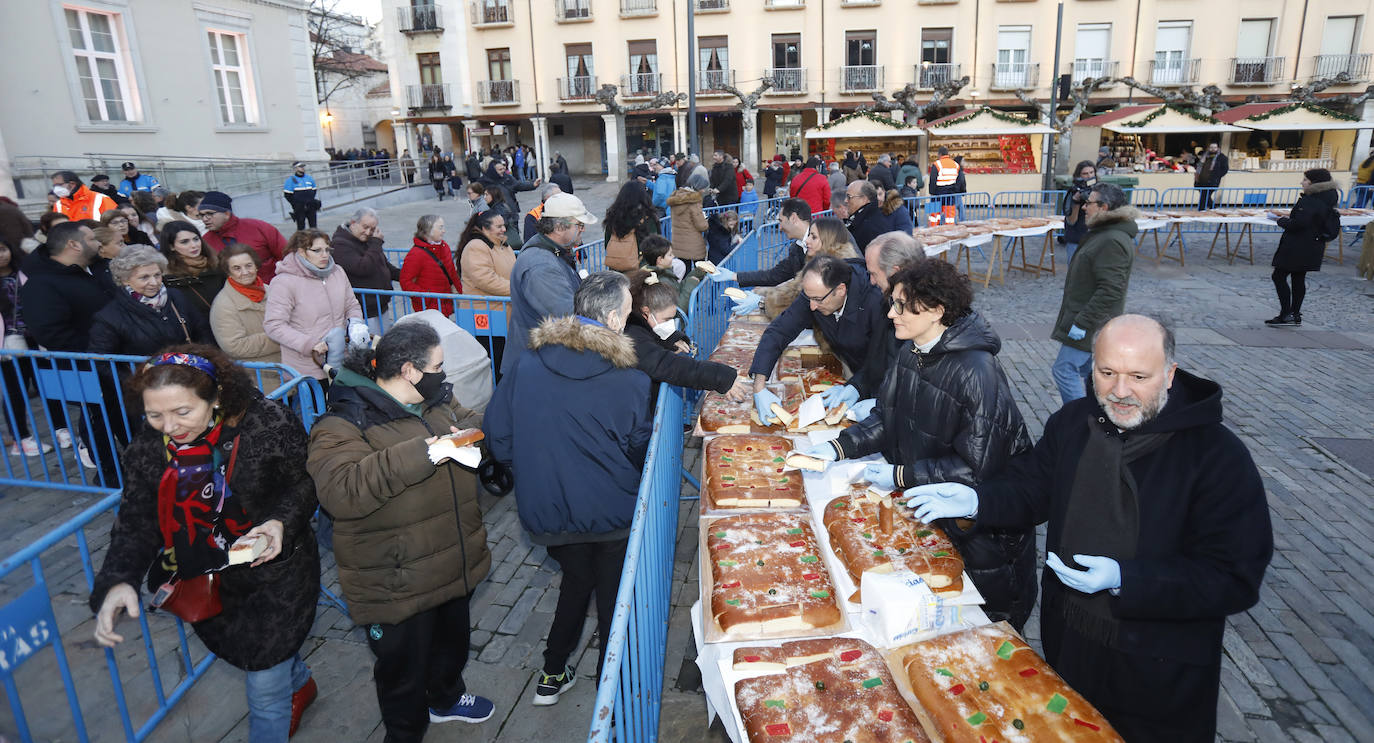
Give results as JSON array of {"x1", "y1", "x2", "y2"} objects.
[
  {"x1": 866, "y1": 153, "x2": 897, "y2": 192},
  {"x1": 749, "y1": 255, "x2": 894, "y2": 423},
  {"x1": 1194, "y1": 141, "x2": 1229, "y2": 210},
  {"x1": 843, "y1": 180, "x2": 887, "y2": 252},
  {"x1": 330, "y1": 208, "x2": 401, "y2": 333},
  {"x1": 708, "y1": 151, "x2": 738, "y2": 205},
  {"x1": 908, "y1": 314, "x2": 1273, "y2": 742},
  {"x1": 480, "y1": 161, "x2": 538, "y2": 214},
  {"x1": 802, "y1": 259, "x2": 1037, "y2": 629},
  {"x1": 706, "y1": 199, "x2": 812, "y2": 299}
]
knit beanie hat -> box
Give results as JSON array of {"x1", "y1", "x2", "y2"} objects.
[
  {"x1": 199, "y1": 191, "x2": 233, "y2": 212},
  {"x1": 1304, "y1": 168, "x2": 1332, "y2": 184}
]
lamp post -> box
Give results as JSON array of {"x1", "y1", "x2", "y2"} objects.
[{"x1": 321, "y1": 109, "x2": 336, "y2": 151}]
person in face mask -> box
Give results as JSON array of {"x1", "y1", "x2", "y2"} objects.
[
  {"x1": 50, "y1": 170, "x2": 118, "y2": 221},
  {"x1": 307, "y1": 320, "x2": 496, "y2": 739},
  {"x1": 622, "y1": 271, "x2": 751, "y2": 407},
  {"x1": 637, "y1": 234, "x2": 709, "y2": 313}
]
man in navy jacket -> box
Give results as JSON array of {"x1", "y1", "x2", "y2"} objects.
[
  {"x1": 907, "y1": 314, "x2": 1272, "y2": 742},
  {"x1": 749, "y1": 254, "x2": 894, "y2": 422},
  {"x1": 484, "y1": 271, "x2": 652, "y2": 709}
]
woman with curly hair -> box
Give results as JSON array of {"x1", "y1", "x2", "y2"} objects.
[
  {"x1": 91, "y1": 344, "x2": 321, "y2": 740},
  {"x1": 799, "y1": 259, "x2": 1038, "y2": 631},
  {"x1": 603, "y1": 181, "x2": 660, "y2": 272},
  {"x1": 160, "y1": 219, "x2": 226, "y2": 315}
]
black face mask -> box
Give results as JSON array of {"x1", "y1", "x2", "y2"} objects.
[{"x1": 414, "y1": 370, "x2": 446, "y2": 403}]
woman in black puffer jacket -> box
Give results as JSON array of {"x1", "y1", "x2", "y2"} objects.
[
  {"x1": 1267, "y1": 167, "x2": 1340, "y2": 326},
  {"x1": 813, "y1": 259, "x2": 1038, "y2": 630}
]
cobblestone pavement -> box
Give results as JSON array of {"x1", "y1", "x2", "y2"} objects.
[{"x1": 1, "y1": 208, "x2": 1369, "y2": 741}]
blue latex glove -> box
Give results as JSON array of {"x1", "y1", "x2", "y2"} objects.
[
  {"x1": 1068, "y1": 324, "x2": 1087, "y2": 341},
  {"x1": 862, "y1": 463, "x2": 897, "y2": 490},
  {"x1": 754, "y1": 389, "x2": 782, "y2": 425},
  {"x1": 904, "y1": 483, "x2": 978, "y2": 522},
  {"x1": 820, "y1": 384, "x2": 860, "y2": 409},
  {"x1": 1046, "y1": 553, "x2": 1121, "y2": 594},
  {"x1": 708, "y1": 267, "x2": 738, "y2": 283},
  {"x1": 797, "y1": 443, "x2": 839, "y2": 462},
  {"x1": 730, "y1": 291, "x2": 764, "y2": 316},
  {"x1": 849, "y1": 399, "x2": 877, "y2": 421}
]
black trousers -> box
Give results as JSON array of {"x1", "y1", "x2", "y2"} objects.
[
  {"x1": 1197, "y1": 187, "x2": 1216, "y2": 211},
  {"x1": 365, "y1": 595, "x2": 471, "y2": 743},
  {"x1": 543, "y1": 539, "x2": 628, "y2": 679},
  {"x1": 292, "y1": 209, "x2": 318, "y2": 230},
  {"x1": 1272, "y1": 268, "x2": 1307, "y2": 314}
]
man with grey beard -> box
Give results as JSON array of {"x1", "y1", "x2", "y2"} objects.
[{"x1": 905, "y1": 314, "x2": 1273, "y2": 742}]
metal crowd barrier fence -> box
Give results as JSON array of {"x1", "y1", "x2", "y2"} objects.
[
  {"x1": 353, "y1": 289, "x2": 510, "y2": 385},
  {"x1": 1157, "y1": 186, "x2": 1303, "y2": 235},
  {"x1": 586, "y1": 383, "x2": 684, "y2": 742},
  {"x1": 0, "y1": 372, "x2": 322, "y2": 742},
  {"x1": 1347, "y1": 184, "x2": 1374, "y2": 208},
  {"x1": 0, "y1": 352, "x2": 311, "y2": 490}
]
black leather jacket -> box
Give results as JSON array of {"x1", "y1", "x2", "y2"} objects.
[{"x1": 832, "y1": 310, "x2": 1038, "y2": 629}]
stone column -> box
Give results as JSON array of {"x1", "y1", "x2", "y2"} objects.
[
  {"x1": 532, "y1": 116, "x2": 550, "y2": 182},
  {"x1": 741, "y1": 108, "x2": 760, "y2": 175},
  {"x1": 603, "y1": 113, "x2": 626, "y2": 182},
  {"x1": 1353, "y1": 101, "x2": 1373, "y2": 171},
  {"x1": 816, "y1": 105, "x2": 833, "y2": 124},
  {"x1": 672, "y1": 111, "x2": 688, "y2": 155},
  {"x1": 462, "y1": 120, "x2": 479, "y2": 154}
]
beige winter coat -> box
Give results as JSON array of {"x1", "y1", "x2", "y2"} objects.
[
  {"x1": 210, "y1": 283, "x2": 282, "y2": 390},
  {"x1": 667, "y1": 188, "x2": 710, "y2": 260}
]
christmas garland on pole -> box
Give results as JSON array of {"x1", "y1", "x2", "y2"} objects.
[
  {"x1": 928, "y1": 106, "x2": 1035, "y2": 129},
  {"x1": 1244, "y1": 101, "x2": 1361, "y2": 123},
  {"x1": 814, "y1": 109, "x2": 906, "y2": 132},
  {"x1": 1120, "y1": 103, "x2": 1221, "y2": 128}
]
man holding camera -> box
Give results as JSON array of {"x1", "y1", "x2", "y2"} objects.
[{"x1": 1061, "y1": 162, "x2": 1098, "y2": 262}]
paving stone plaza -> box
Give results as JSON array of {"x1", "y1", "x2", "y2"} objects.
[{"x1": 1, "y1": 181, "x2": 1371, "y2": 741}]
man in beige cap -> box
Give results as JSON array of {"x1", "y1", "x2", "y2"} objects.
[{"x1": 501, "y1": 193, "x2": 599, "y2": 376}]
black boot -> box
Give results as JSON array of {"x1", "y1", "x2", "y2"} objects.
[
  {"x1": 1293, "y1": 311, "x2": 1303, "y2": 325},
  {"x1": 1265, "y1": 313, "x2": 1297, "y2": 326}
]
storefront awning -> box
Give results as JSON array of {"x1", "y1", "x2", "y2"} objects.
[
  {"x1": 923, "y1": 107, "x2": 1057, "y2": 136},
  {"x1": 1083, "y1": 104, "x2": 1246, "y2": 134},
  {"x1": 1214, "y1": 102, "x2": 1373, "y2": 131},
  {"x1": 803, "y1": 110, "x2": 925, "y2": 139}
]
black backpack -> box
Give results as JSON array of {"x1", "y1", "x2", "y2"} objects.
[{"x1": 1316, "y1": 206, "x2": 1341, "y2": 243}]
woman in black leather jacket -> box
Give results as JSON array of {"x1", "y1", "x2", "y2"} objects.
[{"x1": 815, "y1": 259, "x2": 1038, "y2": 630}]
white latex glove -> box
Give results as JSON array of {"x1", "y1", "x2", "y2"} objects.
[
  {"x1": 904, "y1": 482, "x2": 978, "y2": 522},
  {"x1": 94, "y1": 583, "x2": 140, "y2": 647}
]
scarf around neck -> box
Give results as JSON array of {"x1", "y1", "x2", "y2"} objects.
[
  {"x1": 296, "y1": 251, "x2": 336, "y2": 279},
  {"x1": 228, "y1": 276, "x2": 266, "y2": 303},
  {"x1": 131, "y1": 286, "x2": 169, "y2": 309},
  {"x1": 1052, "y1": 410, "x2": 1174, "y2": 647},
  {"x1": 149, "y1": 420, "x2": 252, "y2": 587}
]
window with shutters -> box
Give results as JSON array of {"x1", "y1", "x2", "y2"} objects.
[
  {"x1": 63, "y1": 6, "x2": 140, "y2": 123},
  {"x1": 207, "y1": 30, "x2": 259, "y2": 125}
]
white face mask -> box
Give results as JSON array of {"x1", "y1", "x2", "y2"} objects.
[
  {"x1": 652, "y1": 317, "x2": 678, "y2": 340},
  {"x1": 52, "y1": 185, "x2": 71, "y2": 199}
]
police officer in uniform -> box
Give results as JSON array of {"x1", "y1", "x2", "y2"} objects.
[{"x1": 283, "y1": 162, "x2": 321, "y2": 230}]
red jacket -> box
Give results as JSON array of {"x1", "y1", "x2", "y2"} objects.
[
  {"x1": 202, "y1": 214, "x2": 288, "y2": 283},
  {"x1": 400, "y1": 237, "x2": 461, "y2": 315},
  {"x1": 734, "y1": 167, "x2": 754, "y2": 197},
  {"x1": 789, "y1": 167, "x2": 830, "y2": 215}
]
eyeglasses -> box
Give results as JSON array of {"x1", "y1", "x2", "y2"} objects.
[
  {"x1": 304, "y1": 246, "x2": 333, "y2": 256},
  {"x1": 1084, "y1": 199, "x2": 1104, "y2": 207},
  {"x1": 803, "y1": 284, "x2": 839, "y2": 304}
]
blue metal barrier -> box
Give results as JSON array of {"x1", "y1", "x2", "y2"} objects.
[
  {"x1": 1157, "y1": 186, "x2": 1301, "y2": 235},
  {"x1": 1347, "y1": 184, "x2": 1374, "y2": 208},
  {"x1": 586, "y1": 383, "x2": 684, "y2": 743},
  {"x1": 353, "y1": 288, "x2": 510, "y2": 385},
  {"x1": 0, "y1": 352, "x2": 310, "y2": 490},
  {"x1": 0, "y1": 372, "x2": 323, "y2": 742},
  {"x1": 992, "y1": 190, "x2": 1067, "y2": 218}
]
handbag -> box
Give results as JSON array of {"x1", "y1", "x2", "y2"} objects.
[{"x1": 148, "y1": 435, "x2": 241, "y2": 623}]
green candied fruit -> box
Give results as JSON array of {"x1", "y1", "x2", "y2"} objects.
[
  {"x1": 814, "y1": 680, "x2": 826, "y2": 690},
  {"x1": 933, "y1": 550, "x2": 951, "y2": 557},
  {"x1": 764, "y1": 699, "x2": 785, "y2": 709},
  {"x1": 810, "y1": 590, "x2": 831, "y2": 599},
  {"x1": 799, "y1": 555, "x2": 819, "y2": 563},
  {"x1": 996, "y1": 640, "x2": 1016, "y2": 660},
  {"x1": 756, "y1": 559, "x2": 766, "y2": 566},
  {"x1": 787, "y1": 528, "x2": 804, "y2": 534},
  {"x1": 1012, "y1": 719, "x2": 1025, "y2": 730},
  {"x1": 714, "y1": 531, "x2": 727, "y2": 538},
  {"x1": 724, "y1": 599, "x2": 741, "y2": 606},
  {"x1": 935, "y1": 668, "x2": 953, "y2": 677},
  {"x1": 768, "y1": 588, "x2": 778, "y2": 595},
  {"x1": 861, "y1": 677, "x2": 884, "y2": 689},
  {"x1": 978, "y1": 681, "x2": 989, "y2": 691},
  {"x1": 862, "y1": 532, "x2": 873, "y2": 539},
  {"x1": 772, "y1": 456, "x2": 785, "y2": 463},
  {"x1": 916, "y1": 530, "x2": 933, "y2": 538},
  {"x1": 966, "y1": 712, "x2": 987, "y2": 726},
  {"x1": 1046, "y1": 693, "x2": 1068, "y2": 714}
]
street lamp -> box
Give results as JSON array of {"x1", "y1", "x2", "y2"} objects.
[{"x1": 321, "y1": 109, "x2": 335, "y2": 151}]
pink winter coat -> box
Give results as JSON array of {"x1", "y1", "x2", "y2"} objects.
[{"x1": 263, "y1": 252, "x2": 362, "y2": 379}]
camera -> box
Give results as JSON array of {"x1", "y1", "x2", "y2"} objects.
[{"x1": 1070, "y1": 178, "x2": 1093, "y2": 202}]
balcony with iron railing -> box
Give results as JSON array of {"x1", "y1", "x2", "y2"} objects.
[
  {"x1": 841, "y1": 64, "x2": 884, "y2": 92},
  {"x1": 1230, "y1": 56, "x2": 1286, "y2": 85},
  {"x1": 554, "y1": 0, "x2": 593, "y2": 21},
  {"x1": 1313, "y1": 53, "x2": 1372, "y2": 82},
  {"x1": 558, "y1": 75, "x2": 598, "y2": 101},
  {"x1": 477, "y1": 79, "x2": 520, "y2": 105},
  {"x1": 990, "y1": 62, "x2": 1039, "y2": 90},
  {"x1": 695, "y1": 0, "x2": 730, "y2": 12},
  {"x1": 470, "y1": 1, "x2": 512, "y2": 26},
  {"x1": 697, "y1": 69, "x2": 735, "y2": 95},
  {"x1": 620, "y1": 0, "x2": 656, "y2": 16},
  {"x1": 621, "y1": 72, "x2": 663, "y2": 98},
  {"x1": 763, "y1": 0, "x2": 804, "y2": 8},
  {"x1": 405, "y1": 83, "x2": 451, "y2": 109},
  {"x1": 398, "y1": 3, "x2": 443, "y2": 33},
  {"x1": 764, "y1": 67, "x2": 807, "y2": 93},
  {"x1": 1149, "y1": 58, "x2": 1200, "y2": 86},
  {"x1": 1072, "y1": 58, "x2": 1118, "y2": 82},
  {"x1": 915, "y1": 62, "x2": 960, "y2": 90}
]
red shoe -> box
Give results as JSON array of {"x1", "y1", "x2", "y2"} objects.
[{"x1": 289, "y1": 676, "x2": 318, "y2": 738}]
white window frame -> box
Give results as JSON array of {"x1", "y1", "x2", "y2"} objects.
[
  {"x1": 207, "y1": 29, "x2": 260, "y2": 125},
  {"x1": 54, "y1": 2, "x2": 151, "y2": 129},
  {"x1": 194, "y1": 4, "x2": 268, "y2": 132}
]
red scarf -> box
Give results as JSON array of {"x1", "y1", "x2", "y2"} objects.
[
  {"x1": 151, "y1": 420, "x2": 251, "y2": 584},
  {"x1": 228, "y1": 276, "x2": 266, "y2": 303}
]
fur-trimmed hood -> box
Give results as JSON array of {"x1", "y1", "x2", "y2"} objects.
[
  {"x1": 1303, "y1": 179, "x2": 1340, "y2": 196},
  {"x1": 528, "y1": 315, "x2": 638, "y2": 377},
  {"x1": 1086, "y1": 204, "x2": 1140, "y2": 228},
  {"x1": 667, "y1": 188, "x2": 703, "y2": 206}
]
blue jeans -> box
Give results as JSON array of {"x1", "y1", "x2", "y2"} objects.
[
  {"x1": 244, "y1": 654, "x2": 311, "y2": 742},
  {"x1": 1052, "y1": 344, "x2": 1093, "y2": 405}
]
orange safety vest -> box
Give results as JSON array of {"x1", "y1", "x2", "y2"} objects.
[
  {"x1": 53, "y1": 186, "x2": 116, "y2": 221},
  {"x1": 934, "y1": 156, "x2": 960, "y2": 187}
]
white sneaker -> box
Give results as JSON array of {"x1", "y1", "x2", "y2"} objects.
[
  {"x1": 77, "y1": 442, "x2": 97, "y2": 469},
  {"x1": 9, "y1": 437, "x2": 53, "y2": 457},
  {"x1": 55, "y1": 428, "x2": 73, "y2": 448}
]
